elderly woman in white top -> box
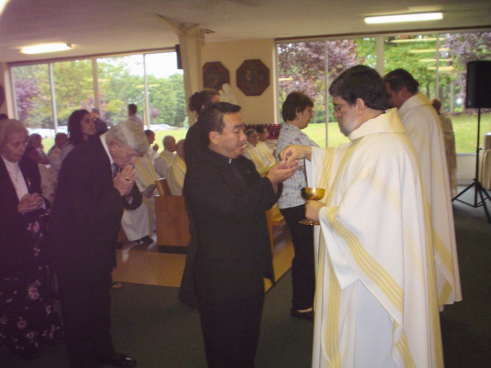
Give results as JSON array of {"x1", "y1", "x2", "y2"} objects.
[{"x1": 0, "y1": 120, "x2": 62, "y2": 360}]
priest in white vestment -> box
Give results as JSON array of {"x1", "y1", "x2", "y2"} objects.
[
  {"x1": 167, "y1": 139, "x2": 186, "y2": 196},
  {"x1": 154, "y1": 135, "x2": 176, "y2": 178},
  {"x1": 243, "y1": 129, "x2": 271, "y2": 174},
  {"x1": 384, "y1": 69, "x2": 462, "y2": 307},
  {"x1": 281, "y1": 66, "x2": 444, "y2": 368}
]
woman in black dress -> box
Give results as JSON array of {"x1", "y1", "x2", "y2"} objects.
[{"x1": 0, "y1": 119, "x2": 62, "y2": 360}]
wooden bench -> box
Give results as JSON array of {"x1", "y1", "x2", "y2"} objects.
[
  {"x1": 266, "y1": 204, "x2": 285, "y2": 251},
  {"x1": 155, "y1": 178, "x2": 190, "y2": 254}
]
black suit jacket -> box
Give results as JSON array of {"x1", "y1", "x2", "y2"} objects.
[
  {"x1": 0, "y1": 155, "x2": 46, "y2": 278},
  {"x1": 48, "y1": 137, "x2": 141, "y2": 282},
  {"x1": 184, "y1": 149, "x2": 280, "y2": 301}
]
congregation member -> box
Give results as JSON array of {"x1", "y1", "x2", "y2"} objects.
[
  {"x1": 281, "y1": 65, "x2": 444, "y2": 368},
  {"x1": 154, "y1": 135, "x2": 176, "y2": 178},
  {"x1": 167, "y1": 139, "x2": 186, "y2": 196},
  {"x1": 179, "y1": 88, "x2": 220, "y2": 308},
  {"x1": 60, "y1": 109, "x2": 97, "y2": 162},
  {"x1": 184, "y1": 88, "x2": 220, "y2": 169},
  {"x1": 255, "y1": 125, "x2": 276, "y2": 166},
  {"x1": 24, "y1": 133, "x2": 49, "y2": 165},
  {"x1": 0, "y1": 119, "x2": 62, "y2": 360},
  {"x1": 184, "y1": 102, "x2": 298, "y2": 368},
  {"x1": 432, "y1": 98, "x2": 458, "y2": 196},
  {"x1": 48, "y1": 121, "x2": 147, "y2": 368},
  {"x1": 275, "y1": 91, "x2": 318, "y2": 321},
  {"x1": 243, "y1": 128, "x2": 271, "y2": 174},
  {"x1": 25, "y1": 133, "x2": 57, "y2": 201},
  {"x1": 91, "y1": 108, "x2": 108, "y2": 135},
  {"x1": 144, "y1": 129, "x2": 159, "y2": 165},
  {"x1": 127, "y1": 103, "x2": 143, "y2": 130},
  {"x1": 383, "y1": 68, "x2": 462, "y2": 307},
  {"x1": 47, "y1": 132, "x2": 68, "y2": 180}
]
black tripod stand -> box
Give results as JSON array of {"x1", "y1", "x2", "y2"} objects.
[{"x1": 452, "y1": 107, "x2": 491, "y2": 223}]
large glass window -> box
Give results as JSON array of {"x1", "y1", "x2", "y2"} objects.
[
  {"x1": 52, "y1": 59, "x2": 94, "y2": 127},
  {"x1": 277, "y1": 31, "x2": 491, "y2": 153},
  {"x1": 11, "y1": 64, "x2": 53, "y2": 131},
  {"x1": 277, "y1": 38, "x2": 376, "y2": 148},
  {"x1": 97, "y1": 55, "x2": 144, "y2": 126}
]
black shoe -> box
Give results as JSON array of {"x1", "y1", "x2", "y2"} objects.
[
  {"x1": 13, "y1": 346, "x2": 41, "y2": 360},
  {"x1": 290, "y1": 308, "x2": 314, "y2": 321},
  {"x1": 96, "y1": 353, "x2": 136, "y2": 367},
  {"x1": 141, "y1": 235, "x2": 153, "y2": 244}
]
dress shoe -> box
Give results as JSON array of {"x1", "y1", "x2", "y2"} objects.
[
  {"x1": 134, "y1": 236, "x2": 153, "y2": 245},
  {"x1": 96, "y1": 353, "x2": 136, "y2": 367},
  {"x1": 290, "y1": 308, "x2": 314, "y2": 321},
  {"x1": 13, "y1": 346, "x2": 41, "y2": 360}
]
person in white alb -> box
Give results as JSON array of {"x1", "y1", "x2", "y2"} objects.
[
  {"x1": 255, "y1": 125, "x2": 276, "y2": 167},
  {"x1": 144, "y1": 130, "x2": 159, "y2": 165},
  {"x1": 167, "y1": 139, "x2": 186, "y2": 196},
  {"x1": 281, "y1": 65, "x2": 444, "y2": 368},
  {"x1": 384, "y1": 69, "x2": 462, "y2": 308},
  {"x1": 154, "y1": 135, "x2": 176, "y2": 178},
  {"x1": 243, "y1": 129, "x2": 271, "y2": 174}
]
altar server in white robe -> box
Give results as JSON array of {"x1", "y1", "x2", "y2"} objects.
[
  {"x1": 120, "y1": 155, "x2": 158, "y2": 243},
  {"x1": 154, "y1": 135, "x2": 176, "y2": 178},
  {"x1": 281, "y1": 65, "x2": 444, "y2": 368},
  {"x1": 243, "y1": 129, "x2": 271, "y2": 174},
  {"x1": 144, "y1": 129, "x2": 159, "y2": 165},
  {"x1": 167, "y1": 139, "x2": 186, "y2": 196},
  {"x1": 255, "y1": 125, "x2": 276, "y2": 166},
  {"x1": 384, "y1": 68, "x2": 462, "y2": 307}
]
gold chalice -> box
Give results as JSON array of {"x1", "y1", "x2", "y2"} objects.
[{"x1": 299, "y1": 187, "x2": 326, "y2": 225}]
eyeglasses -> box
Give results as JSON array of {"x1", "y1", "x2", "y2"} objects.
[{"x1": 333, "y1": 103, "x2": 347, "y2": 114}]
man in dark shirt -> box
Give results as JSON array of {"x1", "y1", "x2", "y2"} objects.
[
  {"x1": 91, "y1": 108, "x2": 108, "y2": 135},
  {"x1": 184, "y1": 102, "x2": 297, "y2": 367}
]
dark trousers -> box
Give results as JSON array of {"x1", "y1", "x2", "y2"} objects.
[
  {"x1": 198, "y1": 291, "x2": 264, "y2": 368},
  {"x1": 58, "y1": 271, "x2": 115, "y2": 368},
  {"x1": 280, "y1": 205, "x2": 315, "y2": 310}
]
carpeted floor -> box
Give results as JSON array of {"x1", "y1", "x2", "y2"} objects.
[{"x1": 1, "y1": 186, "x2": 490, "y2": 367}]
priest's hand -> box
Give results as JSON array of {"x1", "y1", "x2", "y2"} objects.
[
  {"x1": 305, "y1": 200, "x2": 324, "y2": 223},
  {"x1": 280, "y1": 145, "x2": 312, "y2": 165},
  {"x1": 113, "y1": 165, "x2": 137, "y2": 197}
]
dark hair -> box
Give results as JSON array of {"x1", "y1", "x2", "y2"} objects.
[
  {"x1": 199, "y1": 102, "x2": 241, "y2": 145},
  {"x1": 255, "y1": 125, "x2": 266, "y2": 134},
  {"x1": 128, "y1": 103, "x2": 138, "y2": 114},
  {"x1": 382, "y1": 68, "x2": 420, "y2": 94},
  {"x1": 0, "y1": 113, "x2": 8, "y2": 121},
  {"x1": 144, "y1": 129, "x2": 154, "y2": 137},
  {"x1": 68, "y1": 109, "x2": 90, "y2": 146},
  {"x1": 281, "y1": 91, "x2": 314, "y2": 122},
  {"x1": 329, "y1": 65, "x2": 388, "y2": 110},
  {"x1": 188, "y1": 89, "x2": 220, "y2": 115},
  {"x1": 245, "y1": 129, "x2": 256, "y2": 137},
  {"x1": 91, "y1": 108, "x2": 99, "y2": 114}
]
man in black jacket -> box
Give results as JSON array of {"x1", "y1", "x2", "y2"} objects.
[
  {"x1": 184, "y1": 103, "x2": 297, "y2": 368},
  {"x1": 49, "y1": 121, "x2": 148, "y2": 368}
]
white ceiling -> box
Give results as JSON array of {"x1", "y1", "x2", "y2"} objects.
[{"x1": 0, "y1": 0, "x2": 490, "y2": 63}]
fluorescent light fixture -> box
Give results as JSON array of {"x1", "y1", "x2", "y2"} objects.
[
  {"x1": 365, "y1": 12, "x2": 443, "y2": 24},
  {"x1": 279, "y1": 77, "x2": 293, "y2": 81},
  {"x1": 21, "y1": 43, "x2": 72, "y2": 55}
]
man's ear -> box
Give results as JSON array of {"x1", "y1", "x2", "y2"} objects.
[
  {"x1": 355, "y1": 98, "x2": 367, "y2": 113},
  {"x1": 209, "y1": 131, "x2": 219, "y2": 145}
]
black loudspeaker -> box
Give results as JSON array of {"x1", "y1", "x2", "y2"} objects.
[
  {"x1": 466, "y1": 60, "x2": 491, "y2": 108},
  {"x1": 175, "y1": 44, "x2": 182, "y2": 70}
]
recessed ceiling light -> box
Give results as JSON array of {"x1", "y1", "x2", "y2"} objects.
[
  {"x1": 365, "y1": 12, "x2": 443, "y2": 24},
  {"x1": 21, "y1": 43, "x2": 73, "y2": 55}
]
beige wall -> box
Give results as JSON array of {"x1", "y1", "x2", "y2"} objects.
[{"x1": 202, "y1": 38, "x2": 277, "y2": 126}]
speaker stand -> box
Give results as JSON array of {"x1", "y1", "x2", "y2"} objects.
[{"x1": 452, "y1": 107, "x2": 491, "y2": 223}]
